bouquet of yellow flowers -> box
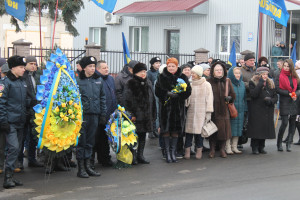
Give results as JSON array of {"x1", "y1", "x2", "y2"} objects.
[
  {"x1": 33, "y1": 48, "x2": 82, "y2": 156},
  {"x1": 164, "y1": 78, "x2": 187, "y2": 105},
  {"x1": 105, "y1": 105, "x2": 138, "y2": 168}
]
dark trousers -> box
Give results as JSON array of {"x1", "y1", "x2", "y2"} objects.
[
  {"x1": 278, "y1": 115, "x2": 296, "y2": 143},
  {"x1": 6, "y1": 124, "x2": 24, "y2": 170},
  {"x1": 251, "y1": 139, "x2": 265, "y2": 149},
  {"x1": 137, "y1": 132, "x2": 146, "y2": 143},
  {"x1": 296, "y1": 121, "x2": 300, "y2": 140},
  {"x1": 93, "y1": 124, "x2": 111, "y2": 163},
  {"x1": 18, "y1": 122, "x2": 38, "y2": 163},
  {"x1": 76, "y1": 114, "x2": 99, "y2": 160},
  {"x1": 185, "y1": 133, "x2": 203, "y2": 148}
]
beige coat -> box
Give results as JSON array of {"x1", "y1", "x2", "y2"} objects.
[{"x1": 185, "y1": 77, "x2": 214, "y2": 134}]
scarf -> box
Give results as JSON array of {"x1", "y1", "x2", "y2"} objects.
[{"x1": 279, "y1": 70, "x2": 297, "y2": 93}]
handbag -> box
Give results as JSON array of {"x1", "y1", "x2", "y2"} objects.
[
  {"x1": 225, "y1": 79, "x2": 238, "y2": 118},
  {"x1": 201, "y1": 120, "x2": 218, "y2": 138}
]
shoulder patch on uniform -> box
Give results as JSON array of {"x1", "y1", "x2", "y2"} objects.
[
  {"x1": 95, "y1": 81, "x2": 102, "y2": 84},
  {"x1": 0, "y1": 84, "x2": 4, "y2": 92}
]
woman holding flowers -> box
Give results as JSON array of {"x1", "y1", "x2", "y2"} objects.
[
  {"x1": 184, "y1": 65, "x2": 213, "y2": 159},
  {"x1": 155, "y1": 57, "x2": 191, "y2": 163},
  {"x1": 207, "y1": 61, "x2": 236, "y2": 158},
  {"x1": 276, "y1": 59, "x2": 300, "y2": 152},
  {"x1": 124, "y1": 63, "x2": 156, "y2": 164}
]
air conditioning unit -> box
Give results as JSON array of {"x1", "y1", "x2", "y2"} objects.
[{"x1": 104, "y1": 12, "x2": 122, "y2": 25}]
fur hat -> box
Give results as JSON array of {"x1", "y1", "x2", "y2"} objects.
[
  {"x1": 199, "y1": 63, "x2": 210, "y2": 71},
  {"x1": 128, "y1": 60, "x2": 139, "y2": 68},
  {"x1": 133, "y1": 63, "x2": 147, "y2": 74},
  {"x1": 150, "y1": 57, "x2": 161, "y2": 65},
  {"x1": 256, "y1": 66, "x2": 269, "y2": 74},
  {"x1": 7, "y1": 55, "x2": 26, "y2": 69},
  {"x1": 191, "y1": 65, "x2": 203, "y2": 77},
  {"x1": 79, "y1": 56, "x2": 97, "y2": 69},
  {"x1": 1, "y1": 63, "x2": 9, "y2": 73},
  {"x1": 258, "y1": 57, "x2": 268, "y2": 65},
  {"x1": 26, "y1": 56, "x2": 37, "y2": 64},
  {"x1": 0, "y1": 58, "x2": 6, "y2": 67},
  {"x1": 244, "y1": 53, "x2": 255, "y2": 61}
]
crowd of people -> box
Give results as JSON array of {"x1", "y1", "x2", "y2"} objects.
[{"x1": 0, "y1": 51, "x2": 299, "y2": 189}]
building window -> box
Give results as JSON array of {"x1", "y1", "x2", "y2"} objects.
[
  {"x1": 217, "y1": 24, "x2": 241, "y2": 53},
  {"x1": 130, "y1": 27, "x2": 149, "y2": 52},
  {"x1": 90, "y1": 27, "x2": 107, "y2": 50}
]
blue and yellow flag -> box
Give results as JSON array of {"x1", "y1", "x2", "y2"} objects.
[
  {"x1": 122, "y1": 32, "x2": 131, "y2": 65},
  {"x1": 291, "y1": 41, "x2": 297, "y2": 66},
  {"x1": 259, "y1": 0, "x2": 289, "y2": 27},
  {"x1": 228, "y1": 41, "x2": 236, "y2": 67},
  {"x1": 5, "y1": 0, "x2": 26, "y2": 21},
  {"x1": 91, "y1": 0, "x2": 117, "y2": 13}
]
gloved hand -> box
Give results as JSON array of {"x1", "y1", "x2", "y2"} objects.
[
  {"x1": 167, "y1": 91, "x2": 179, "y2": 98},
  {"x1": 225, "y1": 96, "x2": 233, "y2": 104},
  {"x1": 259, "y1": 78, "x2": 265, "y2": 85},
  {"x1": 99, "y1": 116, "x2": 107, "y2": 126},
  {"x1": 264, "y1": 97, "x2": 273, "y2": 106},
  {"x1": 205, "y1": 113, "x2": 211, "y2": 122},
  {"x1": 131, "y1": 116, "x2": 136, "y2": 122},
  {"x1": 0, "y1": 123, "x2": 10, "y2": 134}
]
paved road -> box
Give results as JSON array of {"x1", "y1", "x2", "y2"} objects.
[{"x1": 0, "y1": 127, "x2": 300, "y2": 200}]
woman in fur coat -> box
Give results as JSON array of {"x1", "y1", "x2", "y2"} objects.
[
  {"x1": 124, "y1": 63, "x2": 156, "y2": 164},
  {"x1": 207, "y1": 61, "x2": 236, "y2": 158},
  {"x1": 247, "y1": 67, "x2": 277, "y2": 154},
  {"x1": 155, "y1": 58, "x2": 191, "y2": 163},
  {"x1": 184, "y1": 65, "x2": 213, "y2": 159}
]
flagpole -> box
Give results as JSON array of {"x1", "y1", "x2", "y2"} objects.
[
  {"x1": 255, "y1": 6, "x2": 261, "y2": 63},
  {"x1": 289, "y1": 11, "x2": 293, "y2": 57}
]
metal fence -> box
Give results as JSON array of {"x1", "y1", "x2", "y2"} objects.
[
  {"x1": 208, "y1": 53, "x2": 242, "y2": 62},
  {"x1": 0, "y1": 47, "x2": 13, "y2": 59},
  {"x1": 101, "y1": 51, "x2": 195, "y2": 73}
]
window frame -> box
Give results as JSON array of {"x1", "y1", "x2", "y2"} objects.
[
  {"x1": 217, "y1": 24, "x2": 241, "y2": 54},
  {"x1": 130, "y1": 26, "x2": 149, "y2": 52}
]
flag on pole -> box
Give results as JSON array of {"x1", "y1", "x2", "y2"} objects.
[
  {"x1": 259, "y1": 0, "x2": 290, "y2": 27},
  {"x1": 291, "y1": 41, "x2": 297, "y2": 66},
  {"x1": 228, "y1": 41, "x2": 236, "y2": 67},
  {"x1": 122, "y1": 32, "x2": 131, "y2": 65},
  {"x1": 5, "y1": 0, "x2": 26, "y2": 21},
  {"x1": 91, "y1": 0, "x2": 117, "y2": 13}
]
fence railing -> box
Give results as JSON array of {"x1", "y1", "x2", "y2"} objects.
[{"x1": 208, "y1": 53, "x2": 242, "y2": 62}]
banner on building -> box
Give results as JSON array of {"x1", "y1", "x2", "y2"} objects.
[
  {"x1": 5, "y1": 0, "x2": 26, "y2": 21},
  {"x1": 259, "y1": 0, "x2": 290, "y2": 27}
]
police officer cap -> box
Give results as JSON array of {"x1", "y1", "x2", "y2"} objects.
[
  {"x1": 80, "y1": 56, "x2": 97, "y2": 69},
  {"x1": 150, "y1": 57, "x2": 161, "y2": 65},
  {"x1": 7, "y1": 55, "x2": 26, "y2": 69}
]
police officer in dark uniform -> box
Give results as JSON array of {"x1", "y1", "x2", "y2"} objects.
[
  {"x1": 0, "y1": 55, "x2": 28, "y2": 188},
  {"x1": 77, "y1": 56, "x2": 107, "y2": 178}
]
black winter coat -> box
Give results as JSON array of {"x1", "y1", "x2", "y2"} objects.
[
  {"x1": 275, "y1": 73, "x2": 300, "y2": 116},
  {"x1": 124, "y1": 76, "x2": 156, "y2": 133},
  {"x1": 247, "y1": 75, "x2": 277, "y2": 139},
  {"x1": 114, "y1": 66, "x2": 133, "y2": 106},
  {"x1": 155, "y1": 67, "x2": 191, "y2": 134},
  {"x1": 78, "y1": 71, "x2": 107, "y2": 116},
  {"x1": 0, "y1": 71, "x2": 30, "y2": 125}
]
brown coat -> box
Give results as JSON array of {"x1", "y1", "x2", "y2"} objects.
[
  {"x1": 185, "y1": 78, "x2": 214, "y2": 134},
  {"x1": 208, "y1": 63, "x2": 236, "y2": 141}
]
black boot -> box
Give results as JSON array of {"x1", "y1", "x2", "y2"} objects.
[
  {"x1": 163, "y1": 137, "x2": 171, "y2": 163},
  {"x1": 84, "y1": 159, "x2": 101, "y2": 176},
  {"x1": 258, "y1": 147, "x2": 267, "y2": 154},
  {"x1": 131, "y1": 149, "x2": 138, "y2": 165},
  {"x1": 286, "y1": 142, "x2": 292, "y2": 152},
  {"x1": 170, "y1": 137, "x2": 178, "y2": 163},
  {"x1": 77, "y1": 160, "x2": 89, "y2": 178},
  {"x1": 252, "y1": 146, "x2": 259, "y2": 154},
  {"x1": 277, "y1": 137, "x2": 283, "y2": 151},
  {"x1": 3, "y1": 168, "x2": 15, "y2": 189},
  {"x1": 161, "y1": 148, "x2": 166, "y2": 159},
  {"x1": 137, "y1": 140, "x2": 150, "y2": 164},
  {"x1": 13, "y1": 178, "x2": 23, "y2": 186}
]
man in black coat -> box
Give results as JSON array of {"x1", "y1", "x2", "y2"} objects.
[
  {"x1": 0, "y1": 55, "x2": 28, "y2": 188},
  {"x1": 76, "y1": 56, "x2": 107, "y2": 178}
]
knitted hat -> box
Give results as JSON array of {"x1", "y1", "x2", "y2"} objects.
[
  {"x1": 0, "y1": 58, "x2": 6, "y2": 67},
  {"x1": 244, "y1": 53, "x2": 255, "y2": 61},
  {"x1": 79, "y1": 56, "x2": 97, "y2": 69},
  {"x1": 191, "y1": 65, "x2": 203, "y2": 77},
  {"x1": 25, "y1": 56, "x2": 37, "y2": 64},
  {"x1": 256, "y1": 66, "x2": 269, "y2": 74},
  {"x1": 128, "y1": 60, "x2": 139, "y2": 68},
  {"x1": 199, "y1": 63, "x2": 210, "y2": 71},
  {"x1": 149, "y1": 57, "x2": 161, "y2": 65},
  {"x1": 133, "y1": 63, "x2": 147, "y2": 74},
  {"x1": 7, "y1": 55, "x2": 26, "y2": 69},
  {"x1": 1, "y1": 63, "x2": 9, "y2": 73}
]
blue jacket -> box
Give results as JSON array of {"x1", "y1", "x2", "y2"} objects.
[
  {"x1": 147, "y1": 67, "x2": 159, "y2": 88},
  {"x1": 227, "y1": 67, "x2": 247, "y2": 137},
  {"x1": 0, "y1": 71, "x2": 29, "y2": 125},
  {"x1": 78, "y1": 71, "x2": 107, "y2": 116},
  {"x1": 99, "y1": 74, "x2": 117, "y2": 120}
]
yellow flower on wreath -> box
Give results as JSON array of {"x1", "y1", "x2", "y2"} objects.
[
  {"x1": 55, "y1": 106, "x2": 59, "y2": 112},
  {"x1": 62, "y1": 103, "x2": 66, "y2": 108},
  {"x1": 69, "y1": 100, "x2": 73, "y2": 105},
  {"x1": 68, "y1": 109, "x2": 73, "y2": 114}
]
